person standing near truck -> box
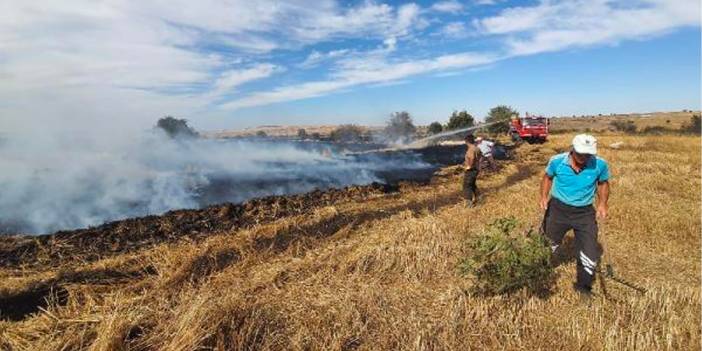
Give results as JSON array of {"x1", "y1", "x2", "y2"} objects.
[
  {"x1": 476, "y1": 137, "x2": 497, "y2": 171},
  {"x1": 540, "y1": 134, "x2": 610, "y2": 300},
  {"x1": 464, "y1": 134, "x2": 482, "y2": 207}
]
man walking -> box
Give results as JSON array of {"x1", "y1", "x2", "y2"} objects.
[
  {"x1": 464, "y1": 134, "x2": 482, "y2": 207},
  {"x1": 540, "y1": 134, "x2": 610, "y2": 300},
  {"x1": 476, "y1": 137, "x2": 497, "y2": 171}
]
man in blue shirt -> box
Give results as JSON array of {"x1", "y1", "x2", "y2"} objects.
[{"x1": 540, "y1": 134, "x2": 610, "y2": 300}]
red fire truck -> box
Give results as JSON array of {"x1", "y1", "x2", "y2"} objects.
[{"x1": 509, "y1": 114, "x2": 549, "y2": 144}]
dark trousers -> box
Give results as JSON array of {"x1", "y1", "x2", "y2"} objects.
[
  {"x1": 462, "y1": 169, "x2": 478, "y2": 202},
  {"x1": 481, "y1": 155, "x2": 497, "y2": 171},
  {"x1": 543, "y1": 198, "x2": 600, "y2": 290}
]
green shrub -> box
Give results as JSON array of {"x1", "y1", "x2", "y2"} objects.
[
  {"x1": 330, "y1": 124, "x2": 366, "y2": 142},
  {"x1": 297, "y1": 128, "x2": 308, "y2": 139},
  {"x1": 485, "y1": 105, "x2": 518, "y2": 134},
  {"x1": 384, "y1": 111, "x2": 417, "y2": 143},
  {"x1": 428, "y1": 121, "x2": 443, "y2": 135},
  {"x1": 641, "y1": 126, "x2": 674, "y2": 135},
  {"x1": 156, "y1": 116, "x2": 199, "y2": 139},
  {"x1": 681, "y1": 114, "x2": 701, "y2": 135},
  {"x1": 460, "y1": 217, "x2": 554, "y2": 296},
  {"x1": 447, "y1": 110, "x2": 475, "y2": 130},
  {"x1": 610, "y1": 120, "x2": 637, "y2": 133}
]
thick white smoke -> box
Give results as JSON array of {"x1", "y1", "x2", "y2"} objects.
[{"x1": 0, "y1": 130, "x2": 429, "y2": 234}]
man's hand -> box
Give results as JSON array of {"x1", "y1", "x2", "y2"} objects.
[
  {"x1": 596, "y1": 181, "x2": 609, "y2": 220},
  {"x1": 540, "y1": 174, "x2": 553, "y2": 211},
  {"x1": 540, "y1": 197, "x2": 549, "y2": 211},
  {"x1": 596, "y1": 205, "x2": 608, "y2": 219}
]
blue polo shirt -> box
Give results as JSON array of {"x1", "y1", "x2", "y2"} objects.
[{"x1": 545, "y1": 152, "x2": 610, "y2": 207}]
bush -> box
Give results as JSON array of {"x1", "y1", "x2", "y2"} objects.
[
  {"x1": 256, "y1": 131, "x2": 267, "y2": 137},
  {"x1": 485, "y1": 105, "x2": 518, "y2": 134},
  {"x1": 330, "y1": 124, "x2": 366, "y2": 143},
  {"x1": 460, "y1": 217, "x2": 554, "y2": 296},
  {"x1": 156, "y1": 116, "x2": 198, "y2": 139},
  {"x1": 641, "y1": 126, "x2": 674, "y2": 135},
  {"x1": 610, "y1": 120, "x2": 637, "y2": 133},
  {"x1": 297, "y1": 128, "x2": 308, "y2": 139},
  {"x1": 682, "y1": 114, "x2": 701, "y2": 135},
  {"x1": 447, "y1": 110, "x2": 474, "y2": 130},
  {"x1": 384, "y1": 111, "x2": 416, "y2": 143},
  {"x1": 428, "y1": 121, "x2": 443, "y2": 135}
]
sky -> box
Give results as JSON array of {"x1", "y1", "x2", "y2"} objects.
[{"x1": 1, "y1": 0, "x2": 700, "y2": 132}]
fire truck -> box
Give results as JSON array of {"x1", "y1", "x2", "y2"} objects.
[{"x1": 509, "y1": 113, "x2": 549, "y2": 144}]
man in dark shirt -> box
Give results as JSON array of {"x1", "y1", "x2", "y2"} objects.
[{"x1": 463, "y1": 134, "x2": 482, "y2": 207}]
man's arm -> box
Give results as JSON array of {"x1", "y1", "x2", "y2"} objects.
[
  {"x1": 596, "y1": 181, "x2": 609, "y2": 219},
  {"x1": 540, "y1": 174, "x2": 553, "y2": 210}
]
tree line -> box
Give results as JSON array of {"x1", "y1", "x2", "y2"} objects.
[
  {"x1": 319, "y1": 105, "x2": 518, "y2": 143},
  {"x1": 154, "y1": 105, "x2": 520, "y2": 144}
]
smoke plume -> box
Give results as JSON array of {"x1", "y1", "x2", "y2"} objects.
[{"x1": 0, "y1": 130, "x2": 429, "y2": 234}]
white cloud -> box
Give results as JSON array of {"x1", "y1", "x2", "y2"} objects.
[
  {"x1": 395, "y1": 3, "x2": 423, "y2": 35},
  {"x1": 284, "y1": 2, "x2": 424, "y2": 44},
  {"x1": 218, "y1": 0, "x2": 701, "y2": 112},
  {"x1": 431, "y1": 1, "x2": 465, "y2": 13},
  {"x1": 0, "y1": 0, "x2": 430, "y2": 132},
  {"x1": 300, "y1": 49, "x2": 350, "y2": 68},
  {"x1": 476, "y1": 0, "x2": 701, "y2": 55},
  {"x1": 474, "y1": 0, "x2": 500, "y2": 5},
  {"x1": 212, "y1": 64, "x2": 281, "y2": 96},
  {"x1": 221, "y1": 52, "x2": 498, "y2": 110},
  {"x1": 439, "y1": 22, "x2": 469, "y2": 38},
  {"x1": 1, "y1": 0, "x2": 698, "y2": 131}
]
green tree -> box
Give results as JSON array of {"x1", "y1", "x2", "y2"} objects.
[
  {"x1": 427, "y1": 121, "x2": 443, "y2": 135},
  {"x1": 682, "y1": 114, "x2": 701, "y2": 134},
  {"x1": 485, "y1": 105, "x2": 518, "y2": 134},
  {"x1": 384, "y1": 111, "x2": 417, "y2": 143},
  {"x1": 609, "y1": 120, "x2": 636, "y2": 134},
  {"x1": 330, "y1": 124, "x2": 365, "y2": 143},
  {"x1": 256, "y1": 130, "x2": 267, "y2": 137},
  {"x1": 297, "y1": 128, "x2": 308, "y2": 139},
  {"x1": 446, "y1": 110, "x2": 474, "y2": 130},
  {"x1": 155, "y1": 116, "x2": 198, "y2": 139}
]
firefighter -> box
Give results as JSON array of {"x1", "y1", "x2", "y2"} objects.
[
  {"x1": 540, "y1": 134, "x2": 610, "y2": 301},
  {"x1": 463, "y1": 134, "x2": 482, "y2": 207},
  {"x1": 476, "y1": 137, "x2": 497, "y2": 171}
]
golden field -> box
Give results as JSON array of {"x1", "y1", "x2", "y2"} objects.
[{"x1": 0, "y1": 132, "x2": 700, "y2": 350}]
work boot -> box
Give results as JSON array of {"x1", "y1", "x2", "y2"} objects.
[{"x1": 573, "y1": 283, "x2": 593, "y2": 306}]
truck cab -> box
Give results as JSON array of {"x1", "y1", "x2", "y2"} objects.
[{"x1": 509, "y1": 114, "x2": 549, "y2": 144}]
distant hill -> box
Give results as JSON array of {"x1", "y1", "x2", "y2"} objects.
[
  {"x1": 203, "y1": 125, "x2": 384, "y2": 139},
  {"x1": 549, "y1": 110, "x2": 699, "y2": 133}
]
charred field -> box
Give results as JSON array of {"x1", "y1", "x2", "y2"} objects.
[
  {"x1": 0, "y1": 136, "x2": 466, "y2": 236},
  {"x1": 0, "y1": 133, "x2": 700, "y2": 350}
]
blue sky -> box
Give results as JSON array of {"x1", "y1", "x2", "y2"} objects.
[{"x1": 1, "y1": 0, "x2": 700, "y2": 132}]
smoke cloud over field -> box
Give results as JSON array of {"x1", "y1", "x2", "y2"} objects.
[{"x1": 0, "y1": 131, "x2": 430, "y2": 235}]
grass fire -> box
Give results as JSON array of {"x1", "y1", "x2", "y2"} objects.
[
  {"x1": 0, "y1": 111, "x2": 699, "y2": 350},
  {"x1": 1, "y1": 2, "x2": 700, "y2": 348}
]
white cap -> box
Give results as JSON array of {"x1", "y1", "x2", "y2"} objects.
[{"x1": 572, "y1": 134, "x2": 597, "y2": 155}]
